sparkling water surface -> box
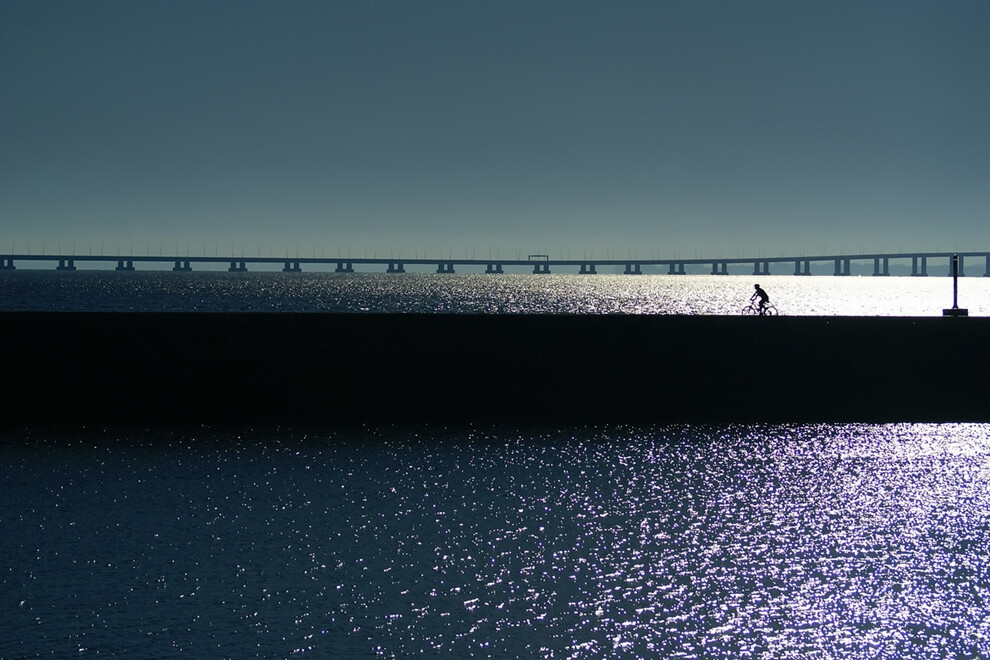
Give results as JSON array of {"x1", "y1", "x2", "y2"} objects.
[
  {"x1": 3, "y1": 424, "x2": 989, "y2": 658},
  {"x1": 1, "y1": 271, "x2": 988, "y2": 315}
]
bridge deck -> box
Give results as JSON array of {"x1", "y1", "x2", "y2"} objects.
[{"x1": 1, "y1": 251, "x2": 989, "y2": 275}]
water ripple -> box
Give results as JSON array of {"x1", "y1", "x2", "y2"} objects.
[
  {"x1": 3, "y1": 271, "x2": 989, "y2": 314},
  {"x1": 2, "y1": 424, "x2": 989, "y2": 657}
]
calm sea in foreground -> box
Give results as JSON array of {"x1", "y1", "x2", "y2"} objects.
[{"x1": 2, "y1": 272, "x2": 989, "y2": 658}]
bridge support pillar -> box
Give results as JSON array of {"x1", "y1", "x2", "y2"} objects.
[
  {"x1": 437, "y1": 261, "x2": 455, "y2": 274},
  {"x1": 753, "y1": 260, "x2": 770, "y2": 276},
  {"x1": 0, "y1": 258, "x2": 14, "y2": 270},
  {"x1": 712, "y1": 261, "x2": 728, "y2": 275},
  {"x1": 873, "y1": 257, "x2": 889, "y2": 276},
  {"x1": 668, "y1": 263, "x2": 686, "y2": 275},
  {"x1": 985, "y1": 255, "x2": 990, "y2": 277},
  {"x1": 174, "y1": 260, "x2": 193, "y2": 271},
  {"x1": 623, "y1": 263, "x2": 642, "y2": 274},
  {"x1": 227, "y1": 261, "x2": 245, "y2": 272},
  {"x1": 335, "y1": 261, "x2": 354, "y2": 273},
  {"x1": 386, "y1": 262, "x2": 405, "y2": 273},
  {"x1": 794, "y1": 259, "x2": 811, "y2": 275},
  {"x1": 834, "y1": 258, "x2": 850, "y2": 276},
  {"x1": 912, "y1": 256, "x2": 928, "y2": 276},
  {"x1": 532, "y1": 263, "x2": 551, "y2": 274},
  {"x1": 57, "y1": 258, "x2": 76, "y2": 271},
  {"x1": 579, "y1": 263, "x2": 597, "y2": 274},
  {"x1": 485, "y1": 263, "x2": 503, "y2": 274},
  {"x1": 283, "y1": 261, "x2": 302, "y2": 272},
  {"x1": 116, "y1": 260, "x2": 135, "y2": 271}
]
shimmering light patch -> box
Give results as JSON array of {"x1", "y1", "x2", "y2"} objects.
[
  {"x1": 2, "y1": 424, "x2": 989, "y2": 658},
  {"x1": 3, "y1": 271, "x2": 990, "y2": 314}
]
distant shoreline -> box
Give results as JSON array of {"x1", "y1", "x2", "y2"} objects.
[{"x1": 2, "y1": 312, "x2": 987, "y2": 428}]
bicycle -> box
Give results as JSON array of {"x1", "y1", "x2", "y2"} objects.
[{"x1": 741, "y1": 302, "x2": 778, "y2": 316}]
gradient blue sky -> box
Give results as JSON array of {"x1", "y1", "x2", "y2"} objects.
[{"x1": 2, "y1": 1, "x2": 987, "y2": 260}]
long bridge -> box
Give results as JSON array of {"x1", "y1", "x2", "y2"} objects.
[{"x1": 1, "y1": 250, "x2": 989, "y2": 276}]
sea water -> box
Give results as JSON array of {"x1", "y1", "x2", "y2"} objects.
[
  {"x1": 2, "y1": 424, "x2": 989, "y2": 659},
  {"x1": 2, "y1": 272, "x2": 989, "y2": 658},
  {"x1": 1, "y1": 270, "x2": 988, "y2": 315}
]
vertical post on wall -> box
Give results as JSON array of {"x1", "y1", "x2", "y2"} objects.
[{"x1": 943, "y1": 254, "x2": 968, "y2": 316}]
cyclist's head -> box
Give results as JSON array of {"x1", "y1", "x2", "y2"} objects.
[{"x1": 754, "y1": 284, "x2": 760, "y2": 289}]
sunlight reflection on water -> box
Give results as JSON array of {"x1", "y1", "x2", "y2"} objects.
[
  {"x1": 1, "y1": 271, "x2": 988, "y2": 315},
  {"x1": 3, "y1": 423, "x2": 989, "y2": 658}
]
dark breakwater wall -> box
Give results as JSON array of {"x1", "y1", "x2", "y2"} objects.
[{"x1": 1, "y1": 312, "x2": 987, "y2": 428}]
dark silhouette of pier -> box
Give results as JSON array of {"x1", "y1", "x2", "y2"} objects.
[
  {"x1": 2, "y1": 312, "x2": 988, "y2": 428},
  {"x1": 2, "y1": 251, "x2": 990, "y2": 276}
]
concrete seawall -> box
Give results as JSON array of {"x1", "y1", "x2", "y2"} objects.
[{"x1": 1, "y1": 312, "x2": 987, "y2": 427}]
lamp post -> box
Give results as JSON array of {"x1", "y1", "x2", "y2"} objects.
[{"x1": 942, "y1": 254, "x2": 969, "y2": 316}]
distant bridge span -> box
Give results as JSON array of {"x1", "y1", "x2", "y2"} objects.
[{"x1": 1, "y1": 251, "x2": 988, "y2": 276}]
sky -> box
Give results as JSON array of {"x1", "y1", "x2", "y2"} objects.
[{"x1": 2, "y1": 0, "x2": 988, "y2": 261}]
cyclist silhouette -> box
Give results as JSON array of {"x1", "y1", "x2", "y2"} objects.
[{"x1": 751, "y1": 284, "x2": 770, "y2": 315}]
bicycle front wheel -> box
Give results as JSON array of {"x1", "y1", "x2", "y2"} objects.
[{"x1": 741, "y1": 305, "x2": 759, "y2": 316}]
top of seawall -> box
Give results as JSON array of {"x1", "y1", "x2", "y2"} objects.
[{"x1": 1, "y1": 312, "x2": 987, "y2": 427}]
